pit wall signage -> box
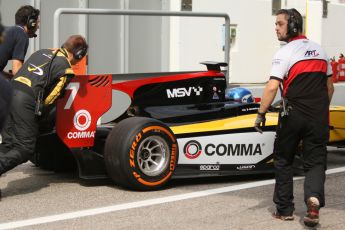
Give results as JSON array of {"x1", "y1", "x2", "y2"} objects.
[
  {"x1": 56, "y1": 75, "x2": 112, "y2": 148},
  {"x1": 177, "y1": 132, "x2": 275, "y2": 164}
]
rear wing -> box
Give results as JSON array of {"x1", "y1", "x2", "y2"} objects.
[
  {"x1": 56, "y1": 75, "x2": 112, "y2": 148},
  {"x1": 200, "y1": 61, "x2": 228, "y2": 72}
]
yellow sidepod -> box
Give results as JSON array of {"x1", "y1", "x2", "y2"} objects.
[
  {"x1": 329, "y1": 106, "x2": 345, "y2": 143},
  {"x1": 170, "y1": 106, "x2": 345, "y2": 145},
  {"x1": 170, "y1": 113, "x2": 279, "y2": 135}
]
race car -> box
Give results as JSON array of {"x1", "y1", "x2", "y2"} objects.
[{"x1": 33, "y1": 62, "x2": 345, "y2": 191}]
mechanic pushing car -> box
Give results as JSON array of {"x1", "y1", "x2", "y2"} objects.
[
  {"x1": 254, "y1": 8, "x2": 334, "y2": 227},
  {"x1": 0, "y1": 35, "x2": 88, "y2": 200}
]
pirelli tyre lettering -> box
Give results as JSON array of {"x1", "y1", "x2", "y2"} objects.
[{"x1": 104, "y1": 117, "x2": 177, "y2": 191}]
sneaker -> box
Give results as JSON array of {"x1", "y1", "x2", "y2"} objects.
[
  {"x1": 272, "y1": 211, "x2": 294, "y2": 221},
  {"x1": 304, "y1": 197, "x2": 320, "y2": 227}
]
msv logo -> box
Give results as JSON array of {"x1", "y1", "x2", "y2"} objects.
[{"x1": 166, "y1": 86, "x2": 203, "y2": 98}]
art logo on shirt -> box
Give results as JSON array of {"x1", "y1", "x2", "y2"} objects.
[{"x1": 304, "y1": 50, "x2": 319, "y2": 57}]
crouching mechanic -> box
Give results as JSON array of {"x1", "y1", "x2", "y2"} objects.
[{"x1": 0, "y1": 35, "x2": 88, "y2": 185}]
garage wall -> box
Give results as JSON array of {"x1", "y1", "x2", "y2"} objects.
[
  {"x1": 0, "y1": 0, "x2": 166, "y2": 75},
  {"x1": 1, "y1": 0, "x2": 345, "y2": 86},
  {"x1": 322, "y1": 3, "x2": 345, "y2": 59},
  {"x1": 87, "y1": 0, "x2": 123, "y2": 74},
  {"x1": 168, "y1": 0, "x2": 294, "y2": 84},
  {"x1": 127, "y1": 0, "x2": 166, "y2": 73},
  {"x1": 168, "y1": 0, "x2": 345, "y2": 84},
  {"x1": 40, "y1": 0, "x2": 80, "y2": 48}
]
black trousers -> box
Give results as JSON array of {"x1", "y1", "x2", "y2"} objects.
[
  {"x1": 273, "y1": 110, "x2": 329, "y2": 215},
  {"x1": 0, "y1": 75, "x2": 12, "y2": 132},
  {"x1": 0, "y1": 82, "x2": 38, "y2": 175}
]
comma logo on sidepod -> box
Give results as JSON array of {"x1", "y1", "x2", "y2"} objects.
[{"x1": 183, "y1": 140, "x2": 202, "y2": 159}]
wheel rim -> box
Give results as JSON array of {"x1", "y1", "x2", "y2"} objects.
[{"x1": 137, "y1": 135, "x2": 170, "y2": 177}]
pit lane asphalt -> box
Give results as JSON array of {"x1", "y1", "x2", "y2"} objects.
[{"x1": 0, "y1": 147, "x2": 344, "y2": 230}]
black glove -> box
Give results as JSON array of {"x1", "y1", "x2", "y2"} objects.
[{"x1": 254, "y1": 111, "x2": 266, "y2": 134}]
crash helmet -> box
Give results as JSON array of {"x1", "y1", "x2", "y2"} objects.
[{"x1": 226, "y1": 87, "x2": 254, "y2": 103}]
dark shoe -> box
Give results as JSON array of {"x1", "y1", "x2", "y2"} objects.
[
  {"x1": 272, "y1": 211, "x2": 294, "y2": 221},
  {"x1": 304, "y1": 197, "x2": 320, "y2": 227}
]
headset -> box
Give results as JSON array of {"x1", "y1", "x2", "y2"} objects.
[
  {"x1": 26, "y1": 8, "x2": 39, "y2": 37},
  {"x1": 287, "y1": 9, "x2": 300, "y2": 38},
  {"x1": 59, "y1": 46, "x2": 87, "y2": 61},
  {"x1": 61, "y1": 36, "x2": 88, "y2": 61},
  {"x1": 73, "y1": 46, "x2": 88, "y2": 60},
  {"x1": 27, "y1": 9, "x2": 38, "y2": 30}
]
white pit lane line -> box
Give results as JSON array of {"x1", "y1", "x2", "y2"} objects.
[{"x1": 1, "y1": 166, "x2": 345, "y2": 230}]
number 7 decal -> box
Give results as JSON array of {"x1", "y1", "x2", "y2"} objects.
[{"x1": 64, "y1": 82, "x2": 80, "y2": 110}]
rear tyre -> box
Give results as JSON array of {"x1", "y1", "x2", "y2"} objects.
[{"x1": 104, "y1": 117, "x2": 177, "y2": 190}]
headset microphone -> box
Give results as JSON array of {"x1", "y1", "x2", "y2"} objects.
[{"x1": 28, "y1": 32, "x2": 37, "y2": 38}]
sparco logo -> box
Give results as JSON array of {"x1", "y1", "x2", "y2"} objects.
[
  {"x1": 200, "y1": 164, "x2": 220, "y2": 171},
  {"x1": 205, "y1": 143, "x2": 262, "y2": 156},
  {"x1": 166, "y1": 86, "x2": 203, "y2": 98},
  {"x1": 184, "y1": 140, "x2": 202, "y2": 159},
  {"x1": 67, "y1": 109, "x2": 95, "y2": 139}
]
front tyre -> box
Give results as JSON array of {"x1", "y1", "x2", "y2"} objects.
[{"x1": 104, "y1": 117, "x2": 178, "y2": 190}]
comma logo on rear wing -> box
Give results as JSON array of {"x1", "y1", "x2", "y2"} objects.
[
  {"x1": 67, "y1": 109, "x2": 95, "y2": 139},
  {"x1": 62, "y1": 83, "x2": 95, "y2": 139},
  {"x1": 56, "y1": 75, "x2": 112, "y2": 148}
]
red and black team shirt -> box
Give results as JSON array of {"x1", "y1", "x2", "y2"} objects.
[{"x1": 270, "y1": 36, "x2": 332, "y2": 122}]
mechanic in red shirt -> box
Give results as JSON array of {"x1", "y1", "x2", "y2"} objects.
[
  {"x1": 0, "y1": 35, "x2": 88, "y2": 199},
  {"x1": 254, "y1": 8, "x2": 334, "y2": 227}
]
